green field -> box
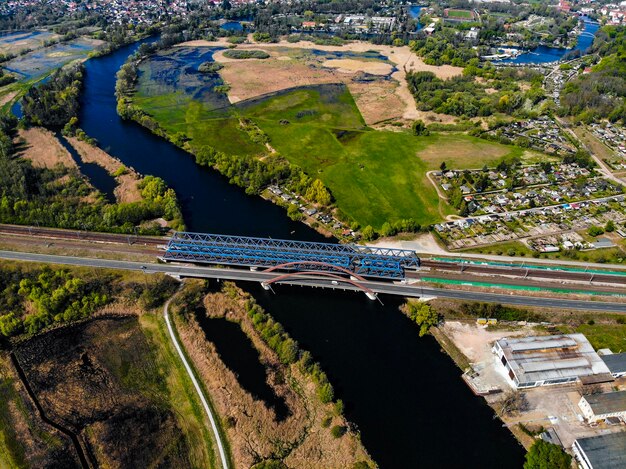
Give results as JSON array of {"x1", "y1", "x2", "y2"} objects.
[
  {"x1": 134, "y1": 65, "x2": 535, "y2": 228},
  {"x1": 447, "y1": 9, "x2": 474, "y2": 19}
]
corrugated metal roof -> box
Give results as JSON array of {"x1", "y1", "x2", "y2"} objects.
[
  {"x1": 602, "y1": 353, "x2": 626, "y2": 374},
  {"x1": 496, "y1": 334, "x2": 611, "y2": 385}
]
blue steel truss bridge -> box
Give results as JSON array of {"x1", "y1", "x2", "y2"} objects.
[{"x1": 162, "y1": 232, "x2": 420, "y2": 280}]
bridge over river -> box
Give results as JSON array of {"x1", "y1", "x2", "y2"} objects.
[{"x1": 162, "y1": 232, "x2": 421, "y2": 300}]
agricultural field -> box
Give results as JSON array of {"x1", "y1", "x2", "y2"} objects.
[{"x1": 133, "y1": 47, "x2": 536, "y2": 229}]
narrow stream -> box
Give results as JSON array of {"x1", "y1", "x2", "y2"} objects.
[{"x1": 56, "y1": 132, "x2": 117, "y2": 203}]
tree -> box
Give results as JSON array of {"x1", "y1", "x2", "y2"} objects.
[
  {"x1": 406, "y1": 302, "x2": 440, "y2": 336},
  {"x1": 588, "y1": 225, "x2": 604, "y2": 237},
  {"x1": 524, "y1": 440, "x2": 571, "y2": 469},
  {"x1": 305, "y1": 179, "x2": 331, "y2": 206},
  {"x1": 412, "y1": 119, "x2": 430, "y2": 136},
  {"x1": 361, "y1": 225, "x2": 376, "y2": 241},
  {"x1": 380, "y1": 222, "x2": 397, "y2": 237},
  {"x1": 440, "y1": 161, "x2": 447, "y2": 172},
  {"x1": 287, "y1": 204, "x2": 302, "y2": 221},
  {"x1": 605, "y1": 220, "x2": 616, "y2": 232}
]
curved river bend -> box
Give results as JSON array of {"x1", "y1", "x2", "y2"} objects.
[{"x1": 78, "y1": 41, "x2": 525, "y2": 468}]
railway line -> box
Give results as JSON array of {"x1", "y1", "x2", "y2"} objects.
[{"x1": 1, "y1": 223, "x2": 625, "y2": 288}]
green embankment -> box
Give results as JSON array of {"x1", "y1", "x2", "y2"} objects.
[{"x1": 133, "y1": 64, "x2": 534, "y2": 228}]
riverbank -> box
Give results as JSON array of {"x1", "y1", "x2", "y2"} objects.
[{"x1": 170, "y1": 280, "x2": 375, "y2": 468}]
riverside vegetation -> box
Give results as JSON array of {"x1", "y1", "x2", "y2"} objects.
[
  {"x1": 170, "y1": 280, "x2": 375, "y2": 468},
  {"x1": 1, "y1": 61, "x2": 185, "y2": 233}
]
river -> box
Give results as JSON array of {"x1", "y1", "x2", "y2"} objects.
[
  {"x1": 502, "y1": 18, "x2": 600, "y2": 64},
  {"x1": 77, "y1": 40, "x2": 525, "y2": 468}
]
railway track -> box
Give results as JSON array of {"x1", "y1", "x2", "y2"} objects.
[
  {"x1": 417, "y1": 259, "x2": 626, "y2": 286},
  {"x1": 1, "y1": 223, "x2": 625, "y2": 287},
  {"x1": 0, "y1": 224, "x2": 167, "y2": 247}
]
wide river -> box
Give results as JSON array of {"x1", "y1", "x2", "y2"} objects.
[{"x1": 78, "y1": 41, "x2": 525, "y2": 468}]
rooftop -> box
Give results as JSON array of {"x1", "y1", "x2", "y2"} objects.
[
  {"x1": 575, "y1": 432, "x2": 626, "y2": 469},
  {"x1": 496, "y1": 334, "x2": 611, "y2": 385},
  {"x1": 602, "y1": 353, "x2": 626, "y2": 375},
  {"x1": 583, "y1": 391, "x2": 626, "y2": 416}
]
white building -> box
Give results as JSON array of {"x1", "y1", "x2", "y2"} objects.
[
  {"x1": 493, "y1": 334, "x2": 613, "y2": 389},
  {"x1": 578, "y1": 391, "x2": 626, "y2": 423}
]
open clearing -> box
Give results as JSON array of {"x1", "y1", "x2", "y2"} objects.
[
  {"x1": 11, "y1": 314, "x2": 217, "y2": 468},
  {"x1": 17, "y1": 127, "x2": 77, "y2": 169},
  {"x1": 0, "y1": 30, "x2": 60, "y2": 55},
  {"x1": 180, "y1": 39, "x2": 463, "y2": 121},
  {"x1": 67, "y1": 137, "x2": 143, "y2": 203}
]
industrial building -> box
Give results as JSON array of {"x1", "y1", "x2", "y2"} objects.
[
  {"x1": 572, "y1": 432, "x2": 626, "y2": 469},
  {"x1": 600, "y1": 352, "x2": 626, "y2": 379},
  {"x1": 578, "y1": 391, "x2": 626, "y2": 423},
  {"x1": 493, "y1": 334, "x2": 612, "y2": 389}
]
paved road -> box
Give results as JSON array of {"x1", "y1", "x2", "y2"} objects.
[
  {"x1": 163, "y1": 294, "x2": 229, "y2": 469},
  {"x1": 3, "y1": 250, "x2": 626, "y2": 313}
]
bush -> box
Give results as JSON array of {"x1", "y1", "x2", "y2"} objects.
[
  {"x1": 321, "y1": 416, "x2": 332, "y2": 428},
  {"x1": 223, "y1": 50, "x2": 270, "y2": 60},
  {"x1": 588, "y1": 225, "x2": 605, "y2": 237},
  {"x1": 330, "y1": 425, "x2": 347, "y2": 438}
]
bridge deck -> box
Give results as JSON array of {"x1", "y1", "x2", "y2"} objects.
[{"x1": 163, "y1": 232, "x2": 420, "y2": 279}]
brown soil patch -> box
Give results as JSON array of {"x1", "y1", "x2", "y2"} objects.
[
  {"x1": 67, "y1": 137, "x2": 142, "y2": 204},
  {"x1": 348, "y1": 80, "x2": 406, "y2": 124},
  {"x1": 0, "y1": 90, "x2": 18, "y2": 107},
  {"x1": 17, "y1": 127, "x2": 76, "y2": 169},
  {"x1": 173, "y1": 282, "x2": 373, "y2": 468},
  {"x1": 218, "y1": 56, "x2": 339, "y2": 103},
  {"x1": 322, "y1": 58, "x2": 394, "y2": 75}
]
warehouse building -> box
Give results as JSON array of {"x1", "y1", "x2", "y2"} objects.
[
  {"x1": 600, "y1": 352, "x2": 626, "y2": 379},
  {"x1": 572, "y1": 432, "x2": 626, "y2": 469},
  {"x1": 493, "y1": 334, "x2": 612, "y2": 389},
  {"x1": 578, "y1": 391, "x2": 626, "y2": 423}
]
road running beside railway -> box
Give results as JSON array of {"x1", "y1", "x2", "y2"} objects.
[{"x1": 2, "y1": 250, "x2": 626, "y2": 313}]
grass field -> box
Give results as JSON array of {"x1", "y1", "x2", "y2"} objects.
[
  {"x1": 559, "y1": 323, "x2": 626, "y2": 352},
  {"x1": 446, "y1": 9, "x2": 474, "y2": 19},
  {"x1": 134, "y1": 53, "x2": 541, "y2": 228}
]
